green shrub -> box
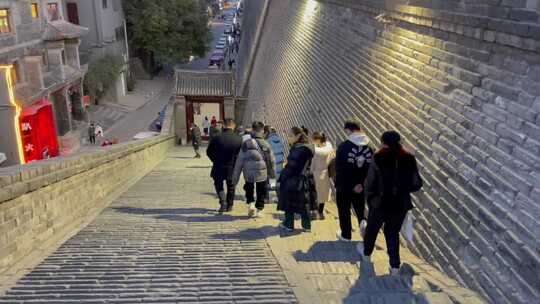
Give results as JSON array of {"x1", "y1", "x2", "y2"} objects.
[{"x1": 84, "y1": 55, "x2": 124, "y2": 101}]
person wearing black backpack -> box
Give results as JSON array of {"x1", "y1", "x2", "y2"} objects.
[
  {"x1": 278, "y1": 127, "x2": 316, "y2": 232},
  {"x1": 358, "y1": 131, "x2": 423, "y2": 276}
]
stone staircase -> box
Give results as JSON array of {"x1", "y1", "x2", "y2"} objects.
[{"x1": 242, "y1": 0, "x2": 540, "y2": 303}]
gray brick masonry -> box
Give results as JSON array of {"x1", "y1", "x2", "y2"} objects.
[{"x1": 240, "y1": 0, "x2": 540, "y2": 303}]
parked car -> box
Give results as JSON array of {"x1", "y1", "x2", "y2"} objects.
[{"x1": 209, "y1": 52, "x2": 224, "y2": 67}]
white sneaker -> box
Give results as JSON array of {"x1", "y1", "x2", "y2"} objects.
[
  {"x1": 389, "y1": 267, "x2": 400, "y2": 276},
  {"x1": 248, "y1": 203, "x2": 256, "y2": 217},
  {"x1": 336, "y1": 231, "x2": 352, "y2": 242},
  {"x1": 255, "y1": 209, "x2": 263, "y2": 218},
  {"x1": 356, "y1": 242, "x2": 371, "y2": 262},
  {"x1": 359, "y1": 220, "x2": 367, "y2": 238}
]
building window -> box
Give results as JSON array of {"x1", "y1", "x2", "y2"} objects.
[
  {"x1": 47, "y1": 3, "x2": 59, "y2": 21},
  {"x1": 102, "y1": 0, "x2": 108, "y2": 9},
  {"x1": 67, "y1": 2, "x2": 79, "y2": 24},
  {"x1": 0, "y1": 9, "x2": 11, "y2": 34},
  {"x1": 31, "y1": 3, "x2": 39, "y2": 19},
  {"x1": 61, "y1": 50, "x2": 66, "y2": 65}
]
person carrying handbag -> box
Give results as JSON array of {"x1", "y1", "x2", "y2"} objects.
[
  {"x1": 357, "y1": 131, "x2": 423, "y2": 275},
  {"x1": 278, "y1": 127, "x2": 316, "y2": 232}
]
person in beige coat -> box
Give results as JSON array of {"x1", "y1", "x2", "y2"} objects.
[{"x1": 311, "y1": 132, "x2": 336, "y2": 220}]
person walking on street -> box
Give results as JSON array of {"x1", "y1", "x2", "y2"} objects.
[
  {"x1": 311, "y1": 132, "x2": 335, "y2": 220},
  {"x1": 233, "y1": 121, "x2": 276, "y2": 218},
  {"x1": 265, "y1": 126, "x2": 285, "y2": 179},
  {"x1": 191, "y1": 123, "x2": 202, "y2": 158},
  {"x1": 358, "y1": 131, "x2": 423, "y2": 275},
  {"x1": 88, "y1": 123, "x2": 96, "y2": 145},
  {"x1": 207, "y1": 119, "x2": 243, "y2": 214},
  {"x1": 335, "y1": 120, "x2": 373, "y2": 241},
  {"x1": 203, "y1": 117, "x2": 210, "y2": 136},
  {"x1": 278, "y1": 127, "x2": 316, "y2": 232},
  {"x1": 209, "y1": 121, "x2": 222, "y2": 142},
  {"x1": 95, "y1": 123, "x2": 104, "y2": 139}
]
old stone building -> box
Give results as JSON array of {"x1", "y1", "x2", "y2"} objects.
[
  {"x1": 0, "y1": 0, "x2": 88, "y2": 166},
  {"x1": 64, "y1": 0, "x2": 129, "y2": 102},
  {"x1": 240, "y1": 0, "x2": 540, "y2": 303}
]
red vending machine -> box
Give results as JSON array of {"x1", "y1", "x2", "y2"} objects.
[{"x1": 19, "y1": 99, "x2": 59, "y2": 163}]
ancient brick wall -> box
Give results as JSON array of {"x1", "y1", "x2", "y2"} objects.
[
  {"x1": 243, "y1": 0, "x2": 540, "y2": 302},
  {"x1": 0, "y1": 136, "x2": 174, "y2": 275},
  {"x1": 235, "y1": 0, "x2": 269, "y2": 97}
]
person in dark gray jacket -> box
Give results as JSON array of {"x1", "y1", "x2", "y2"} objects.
[{"x1": 233, "y1": 121, "x2": 276, "y2": 218}]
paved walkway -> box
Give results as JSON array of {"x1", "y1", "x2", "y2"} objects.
[{"x1": 0, "y1": 147, "x2": 484, "y2": 304}]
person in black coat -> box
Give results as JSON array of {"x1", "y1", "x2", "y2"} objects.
[
  {"x1": 278, "y1": 127, "x2": 316, "y2": 232},
  {"x1": 335, "y1": 120, "x2": 374, "y2": 241},
  {"x1": 207, "y1": 119, "x2": 243, "y2": 213},
  {"x1": 358, "y1": 131, "x2": 423, "y2": 275}
]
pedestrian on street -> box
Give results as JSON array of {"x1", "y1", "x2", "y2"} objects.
[
  {"x1": 211, "y1": 116, "x2": 217, "y2": 126},
  {"x1": 191, "y1": 123, "x2": 202, "y2": 158},
  {"x1": 278, "y1": 127, "x2": 316, "y2": 232},
  {"x1": 311, "y1": 132, "x2": 335, "y2": 220},
  {"x1": 233, "y1": 121, "x2": 276, "y2": 218},
  {"x1": 335, "y1": 119, "x2": 374, "y2": 241},
  {"x1": 155, "y1": 112, "x2": 162, "y2": 131},
  {"x1": 209, "y1": 121, "x2": 222, "y2": 142},
  {"x1": 207, "y1": 119, "x2": 243, "y2": 214},
  {"x1": 264, "y1": 126, "x2": 285, "y2": 180},
  {"x1": 203, "y1": 116, "x2": 210, "y2": 136},
  {"x1": 358, "y1": 131, "x2": 423, "y2": 275},
  {"x1": 95, "y1": 123, "x2": 104, "y2": 139},
  {"x1": 88, "y1": 123, "x2": 96, "y2": 144},
  {"x1": 228, "y1": 58, "x2": 235, "y2": 70}
]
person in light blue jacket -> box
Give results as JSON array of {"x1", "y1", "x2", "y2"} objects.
[{"x1": 265, "y1": 126, "x2": 285, "y2": 179}]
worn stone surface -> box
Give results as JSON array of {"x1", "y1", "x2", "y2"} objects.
[
  {"x1": 241, "y1": 0, "x2": 540, "y2": 303},
  {"x1": 0, "y1": 147, "x2": 483, "y2": 303},
  {"x1": 0, "y1": 136, "x2": 175, "y2": 278}
]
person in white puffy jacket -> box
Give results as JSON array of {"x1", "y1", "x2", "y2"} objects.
[{"x1": 310, "y1": 132, "x2": 336, "y2": 220}]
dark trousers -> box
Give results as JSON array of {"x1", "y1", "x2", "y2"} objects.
[
  {"x1": 89, "y1": 135, "x2": 96, "y2": 144},
  {"x1": 214, "y1": 178, "x2": 235, "y2": 207},
  {"x1": 244, "y1": 181, "x2": 267, "y2": 210},
  {"x1": 363, "y1": 207, "x2": 407, "y2": 268},
  {"x1": 318, "y1": 203, "x2": 325, "y2": 214},
  {"x1": 283, "y1": 212, "x2": 310, "y2": 230},
  {"x1": 336, "y1": 190, "x2": 366, "y2": 240}
]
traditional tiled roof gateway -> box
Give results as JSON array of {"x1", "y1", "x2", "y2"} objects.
[
  {"x1": 43, "y1": 20, "x2": 89, "y2": 41},
  {"x1": 175, "y1": 70, "x2": 234, "y2": 97}
]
